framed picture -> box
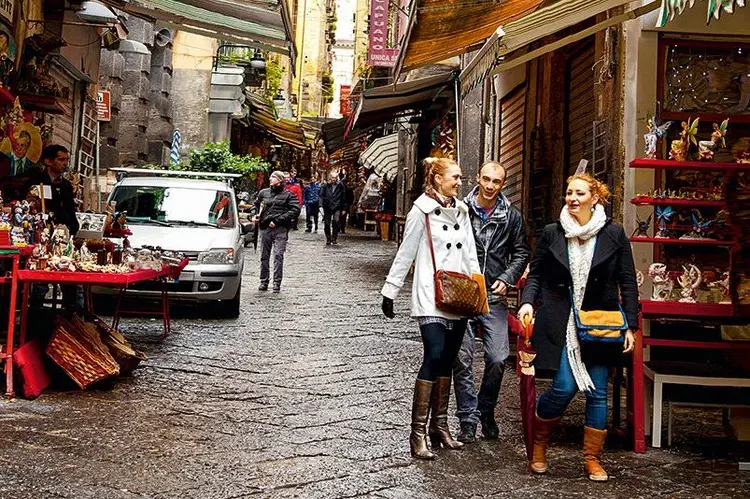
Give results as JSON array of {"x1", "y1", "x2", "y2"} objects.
[{"x1": 76, "y1": 212, "x2": 107, "y2": 239}]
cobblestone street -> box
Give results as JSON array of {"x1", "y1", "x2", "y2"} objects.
[{"x1": 0, "y1": 229, "x2": 748, "y2": 498}]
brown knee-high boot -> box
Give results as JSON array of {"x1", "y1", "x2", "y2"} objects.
[
  {"x1": 410, "y1": 379, "x2": 436, "y2": 460},
  {"x1": 428, "y1": 377, "x2": 464, "y2": 449},
  {"x1": 583, "y1": 426, "x2": 608, "y2": 481},
  {"x1": 529, "y1": 414, "x2": 561, "y2": 474}
]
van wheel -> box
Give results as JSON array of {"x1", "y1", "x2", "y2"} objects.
[{"x1": 219, "y1": 287, "x2": 241, "y2": 318}]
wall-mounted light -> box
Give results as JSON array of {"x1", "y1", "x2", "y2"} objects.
[{"x1": 76, "y1": 1, "x2": 119, "y2": 24}]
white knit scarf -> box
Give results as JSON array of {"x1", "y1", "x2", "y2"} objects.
[{"x1": 559, "y1": 204, "x2": 607, "y2": 392}]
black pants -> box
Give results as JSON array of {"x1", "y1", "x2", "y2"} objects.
[
  {"x1": 340, "y1": 209, "x2": 349, "y2": 233},
  {"x1": 418, "y1": 319, "x2": 468, "y2": 381},
  {"x1": 323, "y1": 210, "x2": 340, "y2": 243},
  {"x1": 306, "y1": 202, "x2": 319, "y2": 231}
]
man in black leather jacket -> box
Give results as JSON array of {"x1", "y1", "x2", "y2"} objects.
[
  {"x1": 319, "y1": 170, "x2": 346, "y2": 245},
  {"x1": 253, "y1": 170, "x2": 301, "y2": 292},
  {"x1": 452, "y1": 161, "x2": 530, "y2": 443}
]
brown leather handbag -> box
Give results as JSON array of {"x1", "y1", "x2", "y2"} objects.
[{"x1": 425, "y1": 214, "x2": 484, "y2": 317}]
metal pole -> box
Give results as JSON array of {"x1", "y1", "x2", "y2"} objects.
[
  {"x1": 454, "y1": 72, "x2": 460, "y2": 161},
  {"x1": 95, "y1": 120, "x2": 101, "y2": 211}
]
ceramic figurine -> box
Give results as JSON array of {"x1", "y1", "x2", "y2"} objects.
[
  {"x1": 708, "y1": 271, "x2": 731, "y2": 304},
  {"x1": 677, "y1": 264, "x2": 702, "y2": 303},
  {"x1": 636, "y1": 270, "x2": 645, "y2": 298},
  {"x1": 679, "y1": 210, "x2": 714, "y2": 240},
  {"x1": 632, "y1": 214, "x2": 652, "y2": 238},
  {"x1": 644, "y1": 116, "x2": 673, "y2": 159},
  {"x1": 648, "y1": 263, "x2": 674, "y2": 301},
  {"x1": 51, "y1": 224, "x2": 70, "y2": 257},
  {"x1": 655, "y1": 205, "x2": 675, "y2": 238},
  {"x1": 669, "y1": 117, "x2": 699, "y2": 161},
  {"x1": 698, "y1": 119, "x2": 729, "y2": 160}
]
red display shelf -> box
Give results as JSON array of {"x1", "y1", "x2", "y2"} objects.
[
  {"x1": 16, "y1": 268, "x2": 164, "y2": 285},
  {"x1": 629, "y1": 236, "x2": 735, "y2": 247},
  {"x1": 630, "y1": 196, "x2": 725, "y2": 207},
  {"x1": 641, "y1": 300, "x2": 734, "y2": 317},
  {"x1": 629, "y1": 158, "x2": 750, "y2": 171}
]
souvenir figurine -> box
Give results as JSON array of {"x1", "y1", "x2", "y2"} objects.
[
  {"x1": 677, "y1": 264, "x2": 702, "y2": 303},
  {"x1": 636, "y1": 270, "x2": 645, "y2": 298},
  {"x1": 112, "y1": 210, "x2": 128, "y2": 231},
  {"x1": 669, "y1": 117, "x2": 699, "y2": 161},
  {"x1": 632, "y1": 214, "x2": 652, "y2": 238},
  {"x1": 51, "y1": 224, "x2": 70, "y2": 257},
  {"x1": 655, "y1": 205, "x2": 675, "y2": 238},
  {"x1": 708, "y1": 271, "x2": 731, "y2": 304},
  {"x1": 644, "y1": 116, "x2": 673, "y2": 159},
  {"x1": 698, "y1": 119, "x2": 729, "y2": 160},
  {"x1": 648, "y1": 263, "x2": 674, "y2": 301},
  {"x1": 680, "y1": 210, "x2": 714, "y2": 240}
]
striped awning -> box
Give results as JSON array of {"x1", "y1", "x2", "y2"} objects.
[
  {"x1": 240, "y1": 93, "x2": 310, "y2": 150},
  {"x1": 395, "y1": 0, "x2": 544, "y2": 79},
  {"x1": 460, "y1": 0, "x2": 659, "y2": 97},
  {"x1": 360, "y1": 134, "x2": 399, "y2": 182},
  {"x1": 102, "y1": 0, "x2": 296, "y2": 64}
]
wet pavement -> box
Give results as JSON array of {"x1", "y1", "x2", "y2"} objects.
[{"x1": 0, "y1": 229, "x2": 749, "y2": 498}]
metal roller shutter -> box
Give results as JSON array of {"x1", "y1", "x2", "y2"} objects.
[
  {"x1": 499, "y1": 84, "x2": 525, "y2": 207},
  {"x1": 566, "y1": 39, "x2": 595, "y2": 176}
]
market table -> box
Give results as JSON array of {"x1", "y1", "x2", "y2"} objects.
[
  {"x1": 17, "y1": 261, "x2": 187, "y2": 346},
  {"x1": 0, "y1": 245, "x2": 34, "y2": 397}
]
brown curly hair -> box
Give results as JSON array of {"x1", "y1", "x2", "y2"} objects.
[{"x1": 566, "y1": 173, "x2": 611, "y2": 205}]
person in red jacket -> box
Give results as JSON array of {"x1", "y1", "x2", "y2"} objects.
[{"x1": 284, "y1": 170, "x2": 303, "y2": 231}]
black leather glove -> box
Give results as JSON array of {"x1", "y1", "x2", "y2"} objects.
[{"x1": 381, "y1": 296, "x2": 395, "y2": 319}]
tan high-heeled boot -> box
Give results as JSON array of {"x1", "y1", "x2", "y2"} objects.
[
  {"x1": 428, "y1": 377, "x2": 464, "y2": 449},
  {"x1": 583, "y1": 426, "x2": 608, "y2": 481},
  {"x1": 410, "y1": 379, "x2": 436, "y2": 460},
  {"x1": 529, "y1": 414, "x2": 561, "y2": 474}
]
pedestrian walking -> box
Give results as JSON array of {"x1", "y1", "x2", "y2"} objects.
[
  {"x1": 303, "y1": 174, "x2": 321, "y2": 233},
  {"x1": 319, "y1": 170, "x2": 345, "y2": 245},
  {"x1": 285, "y1": 170, "x2": 303, "y2": 231},
  {"x1": 253, "y1": 170, "x2": 301, "y2": 292},
  {"x1": 452, "y1": 161, "x2": 530, "y2": 443},
  {"x1": 339, "y1": 175, "x2": 354, "y2": 234},
  {"x1": 517, "y1": 172, "x2": 638, "y2": 482},
  {"x1": 381, "y1": 157, "x2": 481, "y2": 460}
]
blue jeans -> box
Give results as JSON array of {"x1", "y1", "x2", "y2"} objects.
[
  {"x1": 452, "y1": 302, "x2": 510, "y2": 425},
  {"x1": 418, "y1": 320, "x2": 467, "y2": 381},
  {"x1": 536, "y1": 346, "x2": 609, "y2": 430}
]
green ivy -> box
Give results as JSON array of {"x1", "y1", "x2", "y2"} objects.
[{"x1": 263, "y1": 56, "x2": 284, "y2": 100}]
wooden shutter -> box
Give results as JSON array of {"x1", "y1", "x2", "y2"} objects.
[
  {"x1": 48, "y1": 64, "x2": 76, "y2": 150},
  {"x1": 500, "y1": 84, "x2": 525, "y2": 207},
  {"x1": 566, "y1": 39, "x2": 595, "y2": 176}
]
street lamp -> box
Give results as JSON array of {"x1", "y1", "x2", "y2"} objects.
[
  {"x1": 249, "y1": 49, "x2": 266, "y2": 70},
  {"x1": 76, "y1": 1, "x2": 119, "y2": 24}
]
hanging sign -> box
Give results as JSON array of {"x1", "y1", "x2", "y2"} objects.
[
  {"x1": 340, "y1": 84, "x2": 352, "y2": 116},
  {"x1": 367, "y1": 0, "x2": 398, "y2": 67},
  {"x1": 0, "y1": 0, "x2": 14, "y2": 25},
  {"x1": 96, "y1": 90, "x2": 111, "y2": 121}
]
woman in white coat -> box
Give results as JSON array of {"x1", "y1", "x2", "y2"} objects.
[{"x1": 381, "y1": 157, "x2": 481, "y2": 460}]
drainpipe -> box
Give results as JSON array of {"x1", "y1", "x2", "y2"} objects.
[{"x1": 453, "y1": 70, "x2": 460, "y2": 161}]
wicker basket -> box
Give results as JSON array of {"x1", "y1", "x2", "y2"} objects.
[
  {"x1": 93, "y1": 319, "x2": 147, "y2": 375},
  {"x1": 46, "y1": 317, "x2": 120, "y2": 389}
]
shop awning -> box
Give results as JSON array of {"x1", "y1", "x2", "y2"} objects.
[
  {"x1": 394, "y1": 0, "x2": 545, "y2": 79},
  {"x1": 102, "y1": 0, "x2": 296, "y2": 64},
  {"x1": 321, "y1": 117, "x2": 378, "y2": 154},
  {"x1": 350, "y1": 72, "x2": 455, "y2": 131},
  {"x1": 360, "y1": 134, "x2": 399, "y2": 182},
  {"x1": 239, "y1": 93, "x2": 310, "y2": 150},
  {"x1": 656, "y1": 0, "x2": 745, "y2": 27},
  {"x1": 459, "y1": 0, "x2": 660, "y2": 96}
]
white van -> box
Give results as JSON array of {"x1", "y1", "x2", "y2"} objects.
[{"x1": 100, "y1": 168, "x2": 249, "y2": 317}]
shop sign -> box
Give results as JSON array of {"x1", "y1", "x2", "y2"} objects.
[
  {"x1": 0, "y1": 0, "x2": 13, "y2": 26},
  {"x1": 340, "y1": 84, "x2": 352, "y2": 116},
  {"x1": 96, "y1": 90, "x2": 111, "y2": 121},
  {"x1": 367, "y1": 0, "x2": 398, "y2": 67}
]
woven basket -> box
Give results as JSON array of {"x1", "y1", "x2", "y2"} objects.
[
  {"x1": 46, "y1": 318, "x2": 120, "y2": 389},
  {"x1": 94, "y1": 319, "x2": 147, "y2": 375}
]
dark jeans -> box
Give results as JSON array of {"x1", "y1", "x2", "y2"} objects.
[
  {"x1": 537, "y1": 347, "x2": 609, "y2": 429},
  {"x1": 323, "y1": 210, "x2": 340, "y2": 243},
  {"x1": 452, "y1": 302, "x2": 510, "y2": 424},
  {"x1": 259, "y1": 227, "x2": 289, "y2": 286},
  {"x1": 418, "y1": 319, "x2": 468, "y2": 381},
  {"x1": 340, "y1": 208, "x2": 349, "y2": 233},
  {"x1": 305, "y1": 202, "x2": 319, "y2": 231}
]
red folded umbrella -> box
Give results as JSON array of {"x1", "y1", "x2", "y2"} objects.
[{"x1": 518, "y1": 317, "x2": 537, "y2": 461}]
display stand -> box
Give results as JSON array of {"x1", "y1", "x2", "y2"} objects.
[
  {"x1": 629, "y1": 158, "x2": 750, "y2": 450},
  {"x1": 0, "y1": 246, "x2": 23, "y2": 397}
]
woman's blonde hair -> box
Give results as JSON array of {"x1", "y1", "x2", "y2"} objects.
[
  {"x1": 566, "y1": 173, "x2": 611, "y2": 205},
  {"x1": 423, "y1": 157, "x2": 457, "y2": 190}
]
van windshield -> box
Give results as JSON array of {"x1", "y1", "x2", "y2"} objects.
[{"x1": 111, "y1": 185, "x2": 236, "y2": 228}]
